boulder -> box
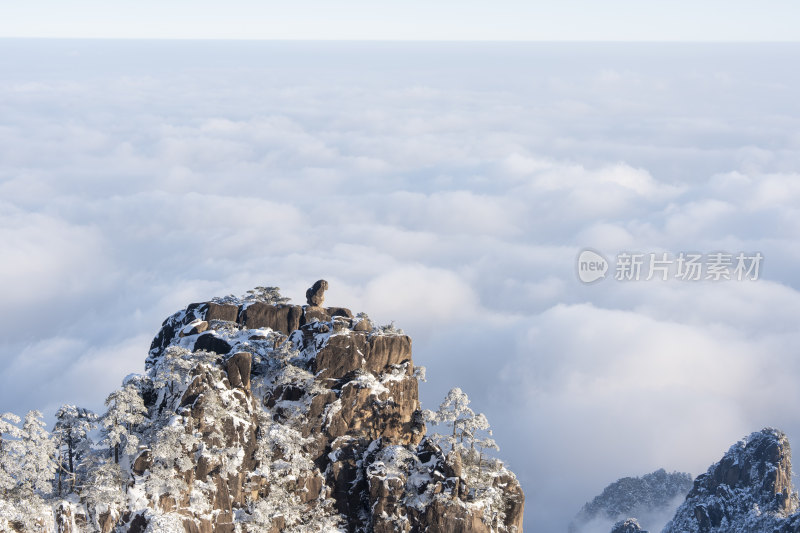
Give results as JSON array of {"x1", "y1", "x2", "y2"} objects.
[
  {"x1": 128, "y1": 513, "x2": 149, "y2": 533},
  {"x1": 239, "y1": 302, "x2": 302, "y2": 334},
  {"x1": 422, "y1": 498, "x2": 491, "y2": 533},
  {"x1": 132, "y1": 450, "x2": 152, "y2": 475},
  {"x1": 366, "y1": 334, "x2": 412, "y2": 374},
  {"x1": 194, "y1": 333, "x2": 232, "y2": 355},
  {"x1": 205, "y1": 302, "x2": 240, "y2": 322},
  {"x1": 226, "y1": 352, "x2": 252, "y2": 389},
  {"x1": 327, "y1": 307, "x2": 353, "y2": 318},
  {"x1": 313, "y1": 333, "x2": 367, "y2": 381},
  {"x1": 445, "y1": 451, "x2": 463, "y2": 479},
  {"x1": 179, "y1": 320, "x2": 208, "y2": 337},
  {"x1": 611, "y1": 518, "x2": 647, "y2": 533},
  {"x1": 304, "y1": 305, "x2": 331, "y2": 324},
  {"x1": 352, "y1": 317, "x2": 372, "y2": 332}
]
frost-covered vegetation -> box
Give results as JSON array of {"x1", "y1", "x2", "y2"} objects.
[
  {"x1": 424, "y1": 387, "x2": 501, "y2": 471},
  {"x1": 212, "y1": 285, "x2": 291, "y2": 306}
]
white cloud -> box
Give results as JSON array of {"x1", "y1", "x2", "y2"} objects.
[{"x1": 1, "y1": 40, "x2": 799, "y2": 531}]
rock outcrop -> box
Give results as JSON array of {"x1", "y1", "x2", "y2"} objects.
[
  {"x1": 611, "y1": 518, "x2": 647, "y2": 533},
  {"x1": 662, "y1": 428, "x2": 800, "y2": 533},
  {"x1": 4, "y1": 282, "x2": 523, "y2": 532}
]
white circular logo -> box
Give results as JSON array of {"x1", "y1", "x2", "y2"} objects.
[{"x1": 577, "y1": 249, "x2": 608, "y2": 284}]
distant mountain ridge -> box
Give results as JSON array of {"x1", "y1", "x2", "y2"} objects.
[{"x1": 570, "y1": 468, "x2": 693, "y2": 533}]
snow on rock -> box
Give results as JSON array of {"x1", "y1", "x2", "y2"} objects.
[
  {"x1": 0, "y1": 282, "x2": 524, "y2": 533},
  {"x1": 610, "y1": 517, "x2": 647, "y2": 533},
  {"x1": 662, "y1": 428, "x2": 800, "y2": 533}
]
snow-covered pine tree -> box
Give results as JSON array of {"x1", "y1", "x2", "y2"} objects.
[
  {"x1": 423, "y1": 387, "x2": 475, "y2": 450},
  {"x1": 102, "y1": 383, "x2": 147, "y2": 464},
  {"x1": 18, "y1": 410, "x2": 57, "y2": 497},
  {"x1": 423, "y1": 388, "x2": 500, "y2": 471},
  {"x1": 81, "y1": 456, "x2": 127, "y2": 527},
  {"x1": 191, "y1": 387, "x2": 243, "y2": 478},
  {"x1": 475, "y1": 434, "x2": 500, "y2": 471},
  {"x1": 0, "y1": 412, "x2": 21, "y2": 496},
  {"x1": 145, "y1": 422, "x2": 199, "y2": 503},
  {"x1": 151, "y1": 346, "x2": 194, "y2": 398},
  {"x1": 53, "y1": 405, "x2": 98, "y2": 495}
]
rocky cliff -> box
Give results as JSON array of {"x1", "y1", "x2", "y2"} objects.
[
  {"x1": 0, "y1": 282, "x2": 523, "y2": 532},
  {"x1": 662, "y1": 428, "x2": 800, "y2": 533}
]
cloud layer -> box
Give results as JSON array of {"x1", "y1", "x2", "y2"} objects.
[{"x1": 2, "y1": 40, "x2": 799, "y2": 530}]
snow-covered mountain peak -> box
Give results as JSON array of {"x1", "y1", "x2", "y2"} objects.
[{"x1": 0, "y1": 283, "x2": 524, "y2": 533}]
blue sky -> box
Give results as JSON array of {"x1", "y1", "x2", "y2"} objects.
[
  {"x1": 1, "y1": 1, "x2": 799, "y2": 40},
  {"x1": 2, "y1": 39, "x2": 800, "y2": 531}
]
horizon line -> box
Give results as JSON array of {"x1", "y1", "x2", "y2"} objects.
[{"x1": 1, "y1": 37, "x2": 800, "y2": 44}]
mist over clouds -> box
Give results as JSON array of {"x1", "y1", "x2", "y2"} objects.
[{"x1": 1, "y1": 40, "x2": 799, "y2": 531}]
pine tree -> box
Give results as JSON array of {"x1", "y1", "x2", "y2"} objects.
[
  {"x1": 151, "y1": 346, "x2": 193, "y2": 397},
  {"x1": 245, "y1": 286, "x2": 290, "y2": 305},
  {"x1": 18, "y1": 410, "x2": 57, "y2": 497},
  {"x1": 0, "y1": 412, "x2": 21, "y2": 496},
  {"x1": 423, "y1": 388, "x2": 500, "y2": 471},
  {"x1": 102, "y1": 384, "x2": 147, "y2": 464},
  {"x1": 53, "y1": 405, "x2": 97, "y2": 495},
  {"x1": 423, "y1": 387, "x2": 475, "y2": 450},
  {"x1": 81, "y1": 457, "x2": 126, "y2": 524},
  {"x1": 145, "y1": 423, "x2": 199, "y2": 501}
]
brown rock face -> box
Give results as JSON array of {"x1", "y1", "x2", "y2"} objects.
[
  {"x1": 312, "y1": 333, "x2": 368, "y2": 381},
  {"x1": 225, "y1": 352, "x2": 252, "y2": 389},
  {"x1": 204, "y1": 302, "x2": 239, "y2": 323},
  {"x1": 424, "y1": 498, "x2": 491, "y2": 533},
  {"x1": 366, "y1": 334, "x2": 412, "y2": 374},
  {"x1": 303, "y1": 305, "x2": 331, "y2": 324},
  {"x1": 238, "y1": 302, "x2": 302, "y2": 334},
  {"x1": 311, "y1": 332, "x2": 412, "y2": 380},
  {"x1": 179, "y1": 320, "x2": 208, "y2": 337},
  {"x1": 496, "y1": 473, "x2": 526, "y2": 531},
  {"x1": 326, "y1": 367, "x2": 422, "y2": 445}
]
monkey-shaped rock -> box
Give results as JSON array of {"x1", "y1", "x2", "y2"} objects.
[{"x1": 306, "y1": 279, "x2": 328, "y2": 306}]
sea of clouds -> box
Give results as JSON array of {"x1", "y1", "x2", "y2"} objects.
[{"x1": 1, "y1": 40, "x2": 799, "y2": 531}]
